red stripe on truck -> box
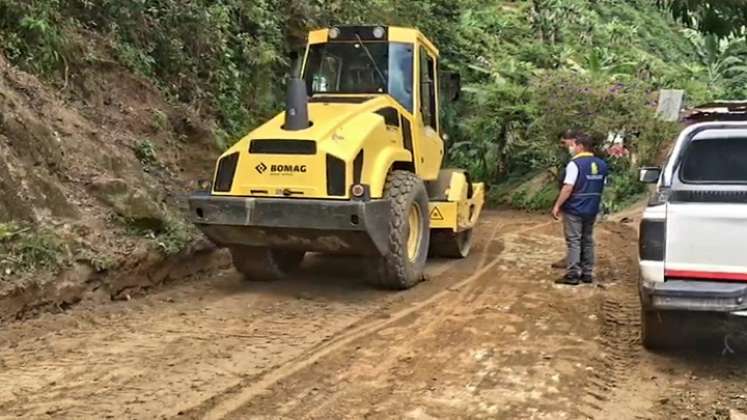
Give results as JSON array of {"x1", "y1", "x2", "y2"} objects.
[{"x1": 666, "y1": 270, "x2": 747, "y2": 282}]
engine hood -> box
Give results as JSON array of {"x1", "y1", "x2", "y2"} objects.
[{"x1": 245, "y1": 95, "x2": 397, "y2": 145}]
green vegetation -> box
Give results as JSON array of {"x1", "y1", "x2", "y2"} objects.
[
  {"x1": 657, "y1": 0, "x2": 747, "y2": 37},
  {"x1": 134, "y1": 139, "x2": 158, "y2": 166},
  {"x1": 0, "y1": 222, "x2": 67, "y2": 278},
  {"x1": 511, "y1": 183, "x2": 560, "y2": 212},
  {"x1": 75, "y1": 247, "x2": 116, "y2": 273},
  {"x1": 0, "y1": 0, "x2": 741, "y2": 213},
  {"x1": 127, "y1": 217, "x2": 196, "y2": 256},
  {"x1": 155, "y1": 218, "x2": 196, "y2": 256}
]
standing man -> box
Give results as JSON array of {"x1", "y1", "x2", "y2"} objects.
[
  {"x1": 550, "y1": 130, "x2": 578, "y2": 269},
  {"x1": 551, "y1": 131, "x2": 608, "y2": 285}
]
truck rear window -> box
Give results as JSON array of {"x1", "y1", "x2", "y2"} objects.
[{"x1": 681, "y1": 137, "x2": 747, "y2": 183}]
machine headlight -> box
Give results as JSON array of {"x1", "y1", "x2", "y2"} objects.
[
  {"x1": 351, "y1": 184, "x2": 366, "y2": 197},
  {"x1": 196, "y1": 179, "x2": 212, "y2": 191},
  {"x1": 373, "y1": 26, "x2": 385, "y2": 39},
  {"x1": 329, "y1": 27, "x2": 340, "y2": 39}
]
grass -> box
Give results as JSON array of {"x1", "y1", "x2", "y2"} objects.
[
  {"x1": 155, "y1": 218, "x2": 196, "y2": 256},
  {"x1": 126, "y1": 216, "x2": 196, "y2": 256},
  {"x1": 0, "y1": 222, "x2": 67, "y2": 278}
]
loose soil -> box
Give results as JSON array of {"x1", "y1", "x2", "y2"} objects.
[{"x1": 2, "y1": 210, "x2": 747, "y2": 420}]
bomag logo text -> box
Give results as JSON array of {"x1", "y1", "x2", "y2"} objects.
[{"x1": 270, "y1": 164, "x2": 307, "y2": 173}]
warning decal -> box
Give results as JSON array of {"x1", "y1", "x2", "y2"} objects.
[{"x1": 430, "y1": 206, "x2": 445, "y2": 221}]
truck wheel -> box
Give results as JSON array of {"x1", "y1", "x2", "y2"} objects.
[
  {"x1": 430, "y1": 229, "x2": 473, "y2": 258},
  {"x1": 641, "y1": 308, "x2": 683, "y2": 350},
  {"x1": 368, "y1": 170, "x2": 430, "y2": 290},
  {"x1": 230, "y1": 246, "x2": 305, "y2": 281}
]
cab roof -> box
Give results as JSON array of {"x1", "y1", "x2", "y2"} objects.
[{"x1": 307, "y1": 25, "x2": 439, "y2": 56}]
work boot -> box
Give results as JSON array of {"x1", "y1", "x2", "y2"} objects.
[
  {"x1": 555, "y1": 274, "x2": 580, "y2": 286},
  {"x1": 581, "y1": 274, "x2": 593, "y2": 284},
  {"x1": 550, "y1": 257, "x2": 566, "y2": 269}
]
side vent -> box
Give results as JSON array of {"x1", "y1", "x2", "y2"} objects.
[
  {"x1": 213, "y1": 153, "x2": 239, "y2": 192},
  {"x1": 326, "y1": 154, "x2": 346, "y2": 196},
  {"x1": 353, "y1": 150, "x2": 364, "y2": 184},
  {"x1": 250, "y1": 139, "x2": 316, "y2": 155},
  {"x1": 401, "y1": 115, "x2": 413, "y2": 155},
  {"x1": 375, "y1": 107, "x2": 400, "y2": 127}
]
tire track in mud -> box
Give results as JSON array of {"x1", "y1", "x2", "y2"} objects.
[
  {"x1": 578, "y1": 223, "x2": 651, "y2": 419},
  {"x1": 186, "y1": 218, "x2": 549, "y2": 420},
  {"x1": 292, "y1": 220, "x2": 546, "y2": 419},
  {"x1": 224, "y1": 218, "x2": 575, "y2": 420}
]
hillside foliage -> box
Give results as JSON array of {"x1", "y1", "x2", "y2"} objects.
[
  {"x1": 657, "y1": 0, "x2": 747, "y2": 38},
  {"x1": 0, "y1": 0, "x2": 741, "y2": 211}
]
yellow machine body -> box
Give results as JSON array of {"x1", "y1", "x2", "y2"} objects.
[{"x1": 190, "y1": 25, "x2": 483, "y2": 263}]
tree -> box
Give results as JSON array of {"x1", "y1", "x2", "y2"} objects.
[
  {"x1": 657, "y1": 0, "x2": 747, "y2": 38},
  {"x1": 681, "y1": 30, "x2": 747, "y2": 95}
]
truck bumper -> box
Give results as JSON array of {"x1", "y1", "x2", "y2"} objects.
[
  {"x1": 188, "y1": 193, "x2": 391, "y2": 255},
  {"x1": 640, "y1": 279, "x2": 747, "y2": 312}
]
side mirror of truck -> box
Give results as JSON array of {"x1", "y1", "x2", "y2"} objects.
[
  {"x1": 639, "y1": 167, "x2": 662, "y2": 184},
  {"x1": 440, "y1": 72, "x2": 461, "y2": 102}
]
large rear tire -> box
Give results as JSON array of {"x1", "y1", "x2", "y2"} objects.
[
  {"x1": 641, "y1": 308, "x2": 684, "y2": 350},
  {"x1": 368, "y1": 171, "x2": 430, "y2": 290},
  {"x1": 230, "y1": 246, "x2": 305, "y2": 281},
  {"x1": 430, "y1": 229, "x2": 473, "y2": 258}
]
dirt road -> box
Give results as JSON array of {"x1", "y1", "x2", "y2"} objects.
[{"x1": 2, "y1": 210, "x2": 747, "y2": 419}]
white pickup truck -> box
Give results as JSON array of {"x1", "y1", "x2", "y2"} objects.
[{"x1": 638, "y1": 115, "x2": 747, "y2": 349}]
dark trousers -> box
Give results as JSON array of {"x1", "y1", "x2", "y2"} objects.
[{"x1": 563, "y1": 213, "x2": 596, "y2": 277}]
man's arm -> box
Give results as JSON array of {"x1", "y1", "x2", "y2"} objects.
[
  {"x1": 552, "y1": 184, "x2": 574, "y2": 220},
  {"x1": 552, "y1": 161, "x2": 578, "y2": 220}
]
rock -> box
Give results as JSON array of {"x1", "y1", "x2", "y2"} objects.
[
  {"x1": 731, "y1": 409, "x2": 747, "y2": 420},
  {"x1": 90, "y1": 177, "x2": 166, "y2": 232}
]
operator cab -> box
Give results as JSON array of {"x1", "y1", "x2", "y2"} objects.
[
  {"x1": 303, "y1": 26, "x2": 417, "y2": 113},
  {"x1": 302, "y1": 26, "x2": 451, "y2": 130}
]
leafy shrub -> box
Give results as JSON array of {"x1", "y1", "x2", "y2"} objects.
[
  {"x1": 134, "y1": 139, "x2": 157, "y2": 166},
  {"x1": 508, "y1": 183, "x2": 559, "y2": 211},
  {"x1": 0, "y1": 0, "x2": 70, "y2": 75},
  {"x1": 127, "y1": 216, "x2": 196, "y2": 256},
  {"x1": 155, "y1": 218, "x2": 196, "y2": 256}
]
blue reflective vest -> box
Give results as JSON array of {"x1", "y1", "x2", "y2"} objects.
[{"x1": 562, "y1": 153, "x2": 608, "y2": 217}]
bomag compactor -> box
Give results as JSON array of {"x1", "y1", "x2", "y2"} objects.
[{"x1": 189, "y1": 25, "x2": 484, "y2": 289}]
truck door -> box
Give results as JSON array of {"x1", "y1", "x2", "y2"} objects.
[{"x1": 665, "y1": 130, "x2": 747, "y2": 281}]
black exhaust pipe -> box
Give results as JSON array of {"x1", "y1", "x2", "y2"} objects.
[{"x1": 284, "y1": 74, "x2": 310, "y2": 131}]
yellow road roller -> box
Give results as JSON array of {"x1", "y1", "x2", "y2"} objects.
[{"x1": 189, "y1": 25, "x2": 484, "y2": 289}]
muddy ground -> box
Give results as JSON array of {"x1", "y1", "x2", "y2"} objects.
[{"x1": 2, "y1": 210, "x2": 747, "y2": 420}]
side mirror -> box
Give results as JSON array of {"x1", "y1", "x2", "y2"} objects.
[
  {"x1": 440, "y1": 72, "x2": 461, "y2": 102},
  {"x1": 639, "y1": 167, "x2": 662, "y2": 184}
]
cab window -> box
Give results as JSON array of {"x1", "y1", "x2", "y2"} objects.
[
  {"x1": 303, "y1": 42, "x2": 414, "y2": 111},
  {"x1": 681, "y1": 137, "x2": 747, "y2": 183},
  {"x1": 418, "y1": 47, "x2": 437, "y2": 130}
]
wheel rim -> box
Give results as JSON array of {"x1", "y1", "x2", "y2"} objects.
[{"x1": 407, "y1": 203, "x2": 422, "y2": 262}]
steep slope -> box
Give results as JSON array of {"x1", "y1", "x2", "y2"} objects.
[{"x1": 0, "y1": 51, "x2": 220, "y2": 321}]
